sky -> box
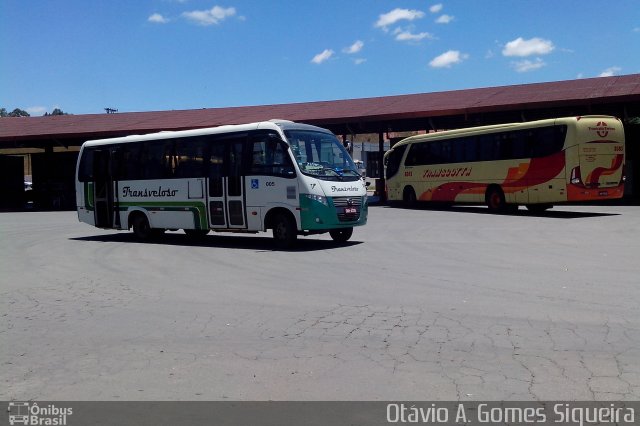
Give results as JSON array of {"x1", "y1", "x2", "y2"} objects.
[{"x1": 1, "y1": 0, "x2": 639, "y2": 116}]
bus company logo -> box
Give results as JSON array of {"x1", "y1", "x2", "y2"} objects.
[
  {"x1": 7, "y1": 402, "x2": 73, "y2": 425},
  {"x1": 330, "y1": 185, "x2": 360, "y2": 193},
  {"x1": 589, "y1": 121, "x2": 615, "y2": 138}
]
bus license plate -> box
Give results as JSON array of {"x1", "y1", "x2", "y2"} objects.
[
  {"x1": 599, "y1": 191, "x2": 608, "y2": 196},
  {"x1": 344, "y1": 207, "x2": 357, "y2": 214}
]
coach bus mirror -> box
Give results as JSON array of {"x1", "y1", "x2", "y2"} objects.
[{"x1": 366, "y1": 181, "x2": 371, "y2": 187}]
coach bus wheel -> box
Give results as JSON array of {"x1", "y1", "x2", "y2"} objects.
[
  {"x1": 272, "y1": 213, "x2": 297, "y2": 249},
  {"x1": 403, "y1": 186, "x2": 417, "y2": 208},
  {"x1": 184, "y1": 229, "x2": 210, "y2": 238},
  {"x1": 485, "y1": 186, "x2": 506, "y2": 213},
  {"x1": 131, "y1": 213, "x2": 153, "y2": 240},
  {"x1": 329, "y1": 227, "x2": 353, "y2": 243}
]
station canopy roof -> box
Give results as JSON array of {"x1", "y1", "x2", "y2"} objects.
[{"x1": 1, "y1": 74, "x2": 639, "y2": 144}]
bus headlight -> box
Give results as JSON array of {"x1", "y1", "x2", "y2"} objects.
[{"x1": 302, "y1": 193, "x2": 328, "y2": 206}]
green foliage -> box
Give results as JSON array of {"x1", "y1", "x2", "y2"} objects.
[{"x1": 0, "y1": 108, "x2": 30, "y2": 117}]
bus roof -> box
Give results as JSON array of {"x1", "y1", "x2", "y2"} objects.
[
  {"x1": 391, "y1": 115, "x2": 618, "y2": 148},
  {"x1": 81, "y1": 119, "x2": 332, "y2": 147}
]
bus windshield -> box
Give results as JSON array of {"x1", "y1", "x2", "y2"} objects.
[{"x1": 284, "y1": 130, "x2": 361, "y2": 181}]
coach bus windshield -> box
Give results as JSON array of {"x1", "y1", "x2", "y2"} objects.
[{"x1": 285, "y1": 130, "x2": 361, "y2": 181}]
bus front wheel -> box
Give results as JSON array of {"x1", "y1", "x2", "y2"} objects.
[
  {"x1": 403, "y1": 186, "x2": 417, "y2": 208},
  {"x1": 272, "y1": 213, "x2": 297, "y2": 249},
  {"x1": 485, "y1": 186, "x2": 506, "y2": 212},
  {"x1": 329, "y1": 227, "x2": 353, "y2": 243}
]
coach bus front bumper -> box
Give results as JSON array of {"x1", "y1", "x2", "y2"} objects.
[{"x1": 299, "y1": 194, "x2": 368, "y2": 230}]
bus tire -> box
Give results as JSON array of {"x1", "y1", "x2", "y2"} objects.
[
  {"x1": 329, "y1": 227, "x2": 353, "y2": 243},
  {"x1": 131, "y1": 212, "x2": 153, "y2": 240},
  {"x1": 403, "y1": 186, "x2": 417, "y2": 208},
  {"x1": 184, "y1": 229, "x2": 210, "y2": 238},
  {"x1": 526, "y1": 204, "x2": 553, "y2": 213},
  {"x1": 272, "y1": 212, "x2": 297, "y2": 249},
  {"x1": 485, "y1": 185, "x2": 506, "y2": 213}
]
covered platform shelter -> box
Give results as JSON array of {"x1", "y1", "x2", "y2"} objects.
[{"x1": 1, "y1": 74, "x2": 639, "y2": 209}]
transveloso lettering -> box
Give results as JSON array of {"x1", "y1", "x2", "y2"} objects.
[{"x1": 122, "y1": 186, "x2": 178, "y2": 198}]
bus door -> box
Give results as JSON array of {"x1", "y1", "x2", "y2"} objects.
[
  {"x1": 92, "y1": 149, "x2": 115, "y2": 228},
  {"x1": 207, "y1": 139, "x2": 247, "y2": 229}
]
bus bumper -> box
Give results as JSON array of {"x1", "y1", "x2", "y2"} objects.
[
  {"x1": 299, "y1": 195, "x2": 368, "y2": 230},
  {"x1": 567, "y1": 183, "x2": 624, "y2": 201}
]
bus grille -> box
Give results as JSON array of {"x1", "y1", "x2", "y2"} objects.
[{"x1": 332, "y1": 196, "x2": 363, "y2": 222}]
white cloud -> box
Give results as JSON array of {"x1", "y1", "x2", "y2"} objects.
[
  {"x1": 599, "y1": 66, "x2": 622, "y2": 77},
  {"x1": 512, "y1": 58, "x2": 546, "y2": 72},
  {"x1": 435, "y1": 14, "x2": 454, "y2": 24},
  {"x1": 502, "y1": 37, "x2": 555, "y2": 57},
  {"x1": 148, "y1": 13, "x2": 169, "y2": 24},
  {"x1": 394, "y1": 30, "x2": 434, "y2": 42},
  {"x1": 343, "y1": 40, "x2": 364, "y2": 54},
  {"x1": 429, "y1": 4, "x2": 443, "y2": 13},
  {"x1": 182, "y1": 6, "x2": 236, "y2": 26},
  {"x1": 354, "y1": 58, "x2": 367, "y2": 65},
  {"x1": 311, "y1": 49, "x2": 334, "y2": 64},
  {"x1": 375, "y1": 8, "x2": 425, "y2": 30},
  {"x1": 429, "y1": 50, "x2": 468, "y2": 68},
  {"x1": 26, "y1": 106, "x2": 47, "y2": 116}
]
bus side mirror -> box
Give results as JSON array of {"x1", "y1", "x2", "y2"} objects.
[{"x1": 366, "y1": 181, "x2": 371, "y2": 187}]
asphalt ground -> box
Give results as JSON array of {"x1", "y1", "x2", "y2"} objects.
[{"x1": 1, "y1": 205, "x2": 639, "y2": 401}]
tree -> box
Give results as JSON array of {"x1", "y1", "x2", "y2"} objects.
[
  {"x1": 44, "y1": 108, "x2": 68, "y2": 116},
  {"x1": 0, "y1": 108, "x2": 7, "y2": 117},
  {"x1": 9, "y1": 108, "x2": 30, "y2": 117}
]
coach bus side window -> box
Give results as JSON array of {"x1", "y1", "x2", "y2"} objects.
[
  {"x1": 531, "y1": 125, "x2": 567, "y2": 158},
  {"x1": 462, "y1": 136, "x2": 478, "y2": 163},
  {"x1": 405, "y1": 143, "x2": 426, "y2": 166}
]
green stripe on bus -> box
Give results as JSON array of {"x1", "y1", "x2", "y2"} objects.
[{"x1": 84, "y1": 182, "x2": 94, "y2": 209}]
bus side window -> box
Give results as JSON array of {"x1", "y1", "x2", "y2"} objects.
[
  {"x1": 174, "y1": 137, "x2": 206, "y2": 178},
  {"x1": 531, "y1": 126, "x2": 566, "y2": 157},
  {"x1": 463, "y1": 136, "x2": 478, "y2": 162},
  {"x1": 78, "y1": 148, "x2": 95, "y2": 182},
  {"x1": 208, "y1": 142, "x2": 225, "y2": 197},
  {"x1": 250, "y1": 137, "x2": 295, "y2": 177},
  {"x1": 121, "y1": 143, "x2": 141, "y2": 180}
]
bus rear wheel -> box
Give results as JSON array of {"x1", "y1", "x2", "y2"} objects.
[
  {"x1": 485, "y1": 186, "x2": 506, "y2": 213},
  {"x1": 329, "y1": 227, "x2": 353, "y2": 243},
  {"x1": 272, "y1": 213, "x2": 297, "y2": 249}
]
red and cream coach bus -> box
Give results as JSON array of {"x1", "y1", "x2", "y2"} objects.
[{"x1": 384, "y1": 116, "x2": 625, "y2": 212}]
